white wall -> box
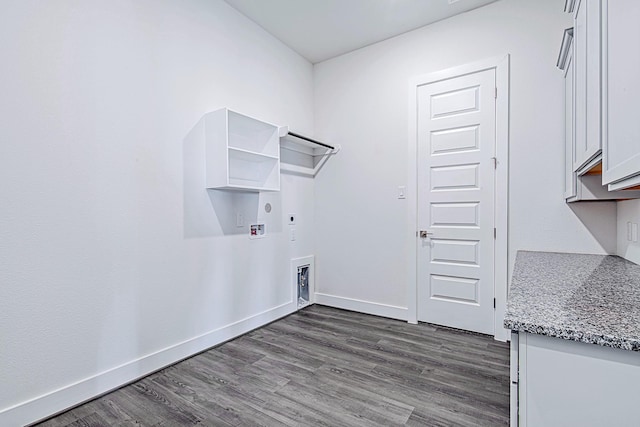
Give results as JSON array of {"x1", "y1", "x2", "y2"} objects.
[
  {"x1": 0, "y1": 1, "x2": 314, "y2": 424},
  {"x1": 617, "y1": 200, "x2": 640, "y2": 265},
  {"x1": 313, "y1": 0, "x2": 617, "y2": 323}
]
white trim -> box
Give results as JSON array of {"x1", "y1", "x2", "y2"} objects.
[
  {"x1": 407, "y1": 74, "x2": 419, "y2": 325},
  {"x1": 494, "y1": 55, "x2": 510, "y2": 342},
  {"x1": 608, "y1": 173, "x2": 640, "y2": 191},
  {"x1": 407, "y1": 55, "x2": 510, "y2": 341},
  {"x1": 315, "y1": 293, "x2": 408, "y2": 321},
  {"x1": 1, "y1": 302, "x2": 296, "y2": 427}
]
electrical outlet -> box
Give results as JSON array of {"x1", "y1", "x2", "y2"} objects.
[
  {"x1": 628, "y1": 222, "x2": 633, "y2": 241},
  {"x1": 236, "y1": 213, "x2": 244, "y2": 227},
  {"x1": 290, "y1": 227, "x2": 296, "y2": 241},
  {"x1": 633, "y1": 223, "x2": 638, "y2": 243},
  {"x1": 250, "y1": 223, "x2": 265, "y2": 239}
]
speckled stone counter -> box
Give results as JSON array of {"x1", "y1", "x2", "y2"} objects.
[{"x1": 504, "y1": 251, "x2": 640, "y2": 351}]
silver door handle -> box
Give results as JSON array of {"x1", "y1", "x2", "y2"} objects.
[{"x1": 419, "y1": 230, "x2": 433, "y2": 238}]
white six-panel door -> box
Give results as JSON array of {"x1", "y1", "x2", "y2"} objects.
[{"x1": 417, "y1": 68, "x2": 496, "y2": 335}]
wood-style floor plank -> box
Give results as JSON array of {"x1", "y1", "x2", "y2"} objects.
[{"x1": 34, "y1": 305, "x2": 509, "y2": 426}]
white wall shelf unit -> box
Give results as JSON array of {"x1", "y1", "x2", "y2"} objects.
[
  {"x1": 205, "y1": 108, "x2": 280, "y2": 192},
  {"x1": 279, "y1": 127, "x2": 339, "y2": 177}
]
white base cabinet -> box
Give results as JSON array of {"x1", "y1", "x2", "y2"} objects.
[{"x1": 512, "y1": 332, "x2": 640, "y2": 427}]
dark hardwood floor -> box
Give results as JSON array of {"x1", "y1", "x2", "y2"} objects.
[{"x1": 35, "y1": 305, "x2": 510, "y2": 426}]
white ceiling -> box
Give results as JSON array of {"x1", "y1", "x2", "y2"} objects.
[{"x1": 224, "y1": 0, "x2": 499, "y2": 63}]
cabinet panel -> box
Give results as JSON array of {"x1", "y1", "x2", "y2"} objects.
[
  {"x1": 584, "y1": 0, "x2": 601, "y2": 163},
  {"x1": 602, "y1": 0, "x2": 640, "y2": 187},
  {"x1": 509, "y1": 332, "x2": 519, "y2": 427},
  {"x1": 573, "y1": 0, "x2": 602, "y2": 172},
  {"x1": 563, "y1": 38, "x2": 576, "y2": 200},
  {"x1": 572, "y1": 1, "x2": 586, "y2": 170},
  {"x1": 518, "y1": 333, "x2": 640, "y2": 427}
]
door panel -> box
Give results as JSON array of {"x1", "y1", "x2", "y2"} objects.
[
  {"x1": 430, "y1": 275, "x2": 479, "y2": 304},
  {"x1": 430, "y1": 202, "x2": 480, "y2": 228},
  {"x1": 430, "y1": 86, "x2": 480, "y2": 117},
  {"x1": 431, "y1": 163, "x2": 479, "y2": 190},
  {"x1": 431, "y1": 125, "x2": 479, "y2": 155},
  {"x1": 417, "y1": 69, "x2": 496, "y2": 335},
  {"x1": 430, "y1": 239, "x2": 479, "y2": 266}
]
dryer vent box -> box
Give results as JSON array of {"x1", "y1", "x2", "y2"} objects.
[
  {"x1": 292, "y1": 256, "x2": 314, "y2": 310},
  {"x1": 297, "y1": 265, "x2": 310, "y2": 308}
]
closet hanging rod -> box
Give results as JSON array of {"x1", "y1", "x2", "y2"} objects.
[{"x1": 287, "y1": 131, "x2": 335, "y2": 150}]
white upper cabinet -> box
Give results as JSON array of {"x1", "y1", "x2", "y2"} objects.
[
  {"x1": 560, "y1": 28, "x2": 619, "y2": 202},
  {"x1": 204, "y1": 108, "x2": 280, "y2": 192},
  {"x1": 573, "y1": 0, "x2": 602, "y2": 173},
  {"x1": 602, "y1": 0, "x2": 640, "y2": 190},
  {"x1": 559, "y1": 0, "x2": 640, "y2": 201}
]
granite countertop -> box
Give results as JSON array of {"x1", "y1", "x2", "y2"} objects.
[{"x1": 504, "y1": 251, "x2": 640, "y2": 351}]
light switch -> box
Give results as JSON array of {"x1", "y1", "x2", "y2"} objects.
[{"x1": 398, "y1": 186, "x2": 406, "y2": 199}]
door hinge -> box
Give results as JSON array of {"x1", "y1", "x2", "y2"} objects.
[
  {"x1": 494, "y1": 298, "x2": 496, "y2": 309},
  {"x1": 495, "y1": 87, "x2": 498, "y2": 99},
  {"x1": 491, "y1": 157, "x2": 497, "y2": 169},
  {"x1": 494, "y1": 227, "x2": 497, "y2": 239}
]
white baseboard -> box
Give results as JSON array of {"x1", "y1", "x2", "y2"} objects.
[
  {"x1": 2, "y1": 302, "x2": 296, "y2": 427},
  {"x1": 314, "y1": 293, "x2": 408, "y2": 321}
]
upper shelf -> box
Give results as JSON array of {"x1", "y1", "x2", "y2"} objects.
[{"x1": 279, "y1": 127, "x2": 340, "y2": 177}]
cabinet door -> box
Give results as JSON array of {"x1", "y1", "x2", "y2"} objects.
[
  {"x1": 564, "y1": 45, "x2": 577, "y2": 200},
  {"x1": 602, "y1": 0, "x2": 640, "y2": 186},
  {"x1": 518, "y1": 333, "x2": 640, "y2": 427},
  {"x1": 573, "y1": 0, "x2": 602, "y2": 172}
]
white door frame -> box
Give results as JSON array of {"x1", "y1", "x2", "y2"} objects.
[{"x1": 407, "y1": 55, "x2": 510, "y2": 342}]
